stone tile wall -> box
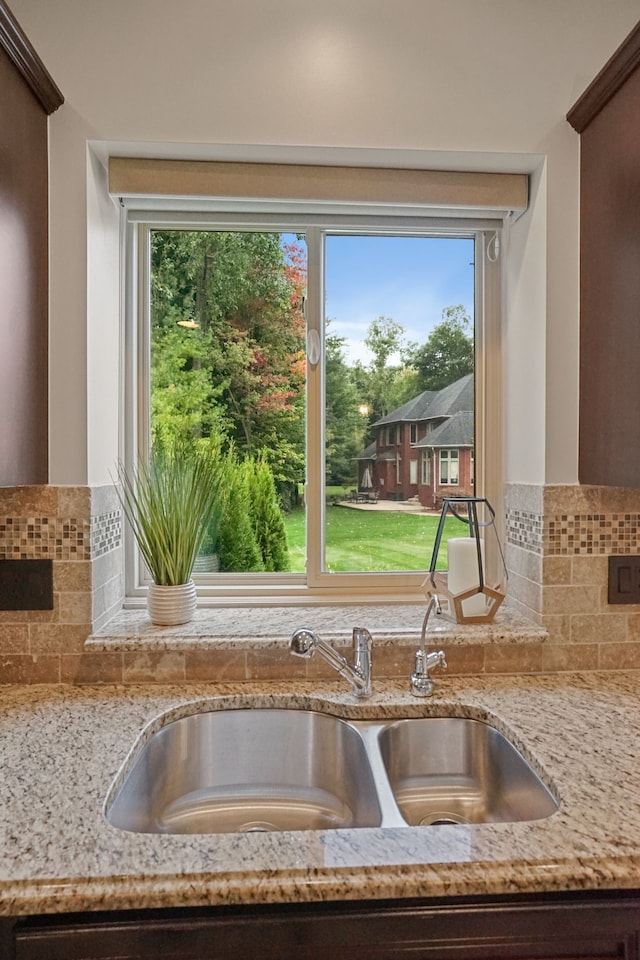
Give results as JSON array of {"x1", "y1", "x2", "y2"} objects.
[
  {"x1": 505, "y1": 483, "x2": 640, "y2": 671},
  {"x1": 0, "y1": 485, "x2": 123, "y2": 682},
  {"x1": 1, "y1": 482, "x2": 639, "y2": 683}
]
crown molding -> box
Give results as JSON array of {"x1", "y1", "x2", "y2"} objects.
[
  {"x1": 567, "y1": 20, "x2": 640, "y2": 133},
  {"x1": 0, "y1": 0, "x2": 63, "y2": 114}
]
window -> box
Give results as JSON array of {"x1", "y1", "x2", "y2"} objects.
[
  {"x1": 120, "y1": 178, "x2": 507, "y2": 602},
  {"x1": 421, "y1": 451, "x2": 431, "y2": 485},
  {"x1": 439, "y1": 449, "x2": 459, "y2": 485}
]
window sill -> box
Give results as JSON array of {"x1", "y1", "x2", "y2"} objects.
[{"x1": 87, "y1": 602, "x2": 547, "y2": 653}]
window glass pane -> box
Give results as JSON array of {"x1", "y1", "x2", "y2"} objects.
[
  {"x1": 450, "y1": 449, "x2": 460, "y2": 485},
  {"x1": 324, "y1": 234, "x2": 474, "y2": 572},
  {"x1": 421, "y1": 451, "x2": 431, "y2": 485},
  {"x1": 440, "y1": 451, "x2": 449, "y2": 485},
  {"x1": 149, "y1": 230, "x2": 306, "y2": 574}
]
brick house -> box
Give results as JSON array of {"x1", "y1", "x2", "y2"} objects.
[{"x1": 356, "y1": 374, "x2": 474, "y2": 507}]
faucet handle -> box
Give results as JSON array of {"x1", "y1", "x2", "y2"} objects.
[
  {"x1": 410, "y1": 648, "x2": 447, "y2": 698},
  {"x1": 352, "y1": 626, "x2": 372, "y2": 650},
  {"x1": 352, "y1": 627, "x2": 373, "y2": 698}
]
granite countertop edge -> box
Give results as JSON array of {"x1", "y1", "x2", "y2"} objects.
[{"x1": 87, "y1": 603, "x2": 548, "y2": 650}]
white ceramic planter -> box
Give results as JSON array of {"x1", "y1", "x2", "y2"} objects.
[{"x1": 147, "y1": 579, "x2": 197, "y2": 626}]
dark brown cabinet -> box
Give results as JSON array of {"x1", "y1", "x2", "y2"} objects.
[
  {"x1": 567, "y1": 21, "x2": 640, "y2": 488},
  {"x1": 2, "y1": 893, "x2": 640, "y2": 960},
  {"x1": 0, "y1": 2, "x2": 62, "y2": 485}
]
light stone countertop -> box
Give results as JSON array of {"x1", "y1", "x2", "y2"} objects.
[
  {"x1": 1, "y1": 672, "x2": 639, "y2": 917},
  {"x1": 89, "y1": 603, "x2": 547, "y2": 649}
]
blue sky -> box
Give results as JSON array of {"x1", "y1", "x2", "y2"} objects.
[{"x1": 324, "y1": 235, "x2": 475, "y2": 364}]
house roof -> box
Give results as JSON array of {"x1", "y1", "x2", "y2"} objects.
[
  {"x1": 354, "y1": 441, "x2": 377, "y2": 462},
  {"x1": 354, "y1": 374, "x2": 474, "y2": 461},
  {"x1": 353, "y1": 441, "x2": 396, "y2": 463},
  {"x1": 414, "y1": 409, "x2": 474, "y2": 448},
  {"x1": 372, "y1": 390, "x2": 436, "y2": 427},
  {"x1": 372, "y1": 374, "x2": 473, "y2": 427}
]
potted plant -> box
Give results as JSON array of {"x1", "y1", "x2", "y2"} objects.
[{"x1": 116, "y1": 439, "x2": 220, "y2": 625}]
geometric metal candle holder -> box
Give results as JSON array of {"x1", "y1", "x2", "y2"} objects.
[{"x1": 421, "y1": 497, "x2": 507, "y2": 625}]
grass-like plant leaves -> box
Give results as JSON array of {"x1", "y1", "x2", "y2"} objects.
[{"x1": 116, "y1": 442, "x2": 220, "y2": 586}]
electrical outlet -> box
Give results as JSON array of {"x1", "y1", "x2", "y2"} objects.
[
  {"x1": 0, "y1": 559, "x2": 53, "y2": 610},
  {"x1": 608, "y1": 556, "x2": 640, "y2": 604}
]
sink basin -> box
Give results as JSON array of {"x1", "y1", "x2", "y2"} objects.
[
  {"x1": 377, "y1": 717, "x2": 558, "y2": 826},
  {"x1": 106, "y1": 708, "x2": 558, "y2": 835},
  {"x1": 106, "y1": 709, "x2": 382, "y2": 834}
]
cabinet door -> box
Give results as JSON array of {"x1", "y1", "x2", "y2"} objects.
[{"x1": 10, "y1": 897, "x2": 640, "y2": 960}]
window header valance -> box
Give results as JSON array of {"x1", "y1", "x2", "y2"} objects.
[{"x1": 109, "y1": 157, "x2": 528, "y2": 218}]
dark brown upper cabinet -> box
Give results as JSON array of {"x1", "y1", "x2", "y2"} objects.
[
  {"x1": 567, "y1": 22, "x2": 640, "y2": 488},
  {"x1": 0, "y1": 1, "x2": 62, "y2": 486}
]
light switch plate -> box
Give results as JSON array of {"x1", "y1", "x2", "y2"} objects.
[
  {"x1": 0, "y1": 559, "x2": 54, "y2": 610},
  {"x1": 608, "y1": 556, "x2": 640, "y2": 604}
]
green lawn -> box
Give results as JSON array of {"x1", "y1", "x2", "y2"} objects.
[{"x1": 284, "y1": 504, "x2": 469, "y2": 573}]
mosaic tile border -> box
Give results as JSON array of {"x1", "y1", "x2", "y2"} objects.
[
  {"x1": 506, "y1": 509, "x2": 544, "y2": 554},
  {"x1": 507, "y1": 509, "x2": 640, "y2": 557},
  {"x1": 91, "y1": 511, "x2": 122, "y2": 559},
  {"x1": 544, "y1": 513, "x2": 640, "y2": 556},
  {"x1": 0, "y1": 511, "x2": 121, "y2": 562}
]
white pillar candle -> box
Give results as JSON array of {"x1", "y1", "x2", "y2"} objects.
[{"x1": 447, "y1": 537, "x2": 487, "y2": 617}]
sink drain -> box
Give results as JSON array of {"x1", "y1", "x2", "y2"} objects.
[
  {"x1": 419, "y1": 812, "x2": 469, "y2": 826},
  {"x1": 238, "y1": 821, "x2": 277, "y2": 833},
  {"x1": 238, "y1": 820, "x2": 278, "y2": 833}
]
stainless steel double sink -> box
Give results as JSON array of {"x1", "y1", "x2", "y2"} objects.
[{"x1": 105, "y1": 709, "x2": 558, "y2": 835}]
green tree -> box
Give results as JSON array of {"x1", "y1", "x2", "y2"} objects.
[
  {"x1": 150, "y1": 231, "x2": 306, "y2": 492},
  {"x1": 350, "y1": 317, "x2": 420, "y2": 439},
  {"x1": 325, "y1": 333, "x2": 364, "y2": 487},
  {"x1": 410, "y1": 305, "x2": 474, "y2": 391},
  {"x1": 214, "y1": 449, "x2": 264, "y2": 572},
  {"x1": 247, "y1": 455, "x2": 290, "y2": 572}
]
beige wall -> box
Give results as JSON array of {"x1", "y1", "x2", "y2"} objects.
[
  {"x1": 3, "y1": 1, "x2": 640, "y2": 685},
  {"x1": 9, "y1": 0, "x2": 640, "y2": 486}
]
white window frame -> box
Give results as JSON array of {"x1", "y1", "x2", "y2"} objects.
[
  {"x1": 121, "y1": 206, "x2": 503, "y2": 605},
  {"x1": 439, "y1": 449, "x2": 460, "y2": 486},
  {"x1": 421, "y1": 451, "x2": 431, "y2": 485}
]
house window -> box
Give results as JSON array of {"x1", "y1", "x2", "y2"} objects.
[
  {"x1": 421, "y1": 451, "x2": 431, "y2": 485},
  {"x1": 439, "y1": 449, "x2": 459, "y2": 485},
  {"x1": 122, "y1": 205, "x2": 503, "y2": 602},
  {"x1": 410, "y1": 424, "x2": 417, "y2": 445}
]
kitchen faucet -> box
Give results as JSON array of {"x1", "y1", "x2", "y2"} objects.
[
  {"x1": 410, "y1": 596, "x2": 447, "y2": 696},
  {"x1": 289, "y1": 626, "x2": 372, "y2": 697}
]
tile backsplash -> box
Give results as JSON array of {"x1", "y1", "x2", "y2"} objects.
[
  {"x1": 0, "y1": 485, "x2": 123, "y2": 682},
  {"x1": 0, "y1": 482, "x2": 639, "y2": 683},
  {"x1": 505, "y1": 483, "x2": 640, "y2": 670}
]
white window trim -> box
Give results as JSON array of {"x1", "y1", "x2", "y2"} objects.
[
  {"x1": 439, "y1": 449, "x2": 460, "y2": 486},
  {"x1": 121, "y1": 204, "x2": 504, "y2": 606},
  {"x1": 421, "y1": 451, "x2": 431, "y2": 486}
]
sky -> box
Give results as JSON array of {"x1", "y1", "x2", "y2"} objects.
[{"x1": 324, "y1": 235, "x2": 475, "y2": 364}]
